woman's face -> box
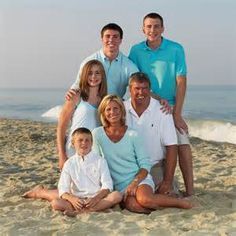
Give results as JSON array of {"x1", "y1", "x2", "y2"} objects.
[
  {"x1": 87, "y1": 64, "x2": 103, "y2": 87},
  {"x1": 104, "y1": 101, "x2": 122, "y2": 125}
]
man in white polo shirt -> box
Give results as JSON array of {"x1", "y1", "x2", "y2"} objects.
[{"x1": 124, "y1": 72, "x2": 179, "y2": 195}]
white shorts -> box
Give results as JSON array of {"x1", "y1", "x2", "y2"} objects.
[
  {"x1": 121, "y1": 174, "x2": 155, "y2": 194},
  {"x1": 176, "y1": 128, "x2": 190, "y2": 145}
]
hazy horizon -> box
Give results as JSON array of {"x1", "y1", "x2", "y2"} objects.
[{"x1": 1, "y1": 0, "x2": 236, "y2": 88}]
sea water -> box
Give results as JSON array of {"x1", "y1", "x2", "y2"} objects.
[{"x1": 0, "y1": 85, "x2": 235, "y2": 144}]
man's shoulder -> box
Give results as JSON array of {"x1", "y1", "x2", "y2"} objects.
[
  {"x1": 81, "y1": 50, "x2": 102, "y2": 63},
  {"x1": 123, "y1": 98, "x2": 131, "y2": 108},
  {"x1": 119, "y1": 52, "x2": 138, "y2": 68},
  {"x1": 163, "y1": 38, "x2": 184, "y2": 50},
  {"x1": 130, "y1": 41, "x2": 146, "y2": 52},
  {"x1": 149, "y1": 98, "x2": 173, "y2": 119}
]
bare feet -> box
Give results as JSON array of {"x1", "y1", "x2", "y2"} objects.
[
  {"x1": 181, "y1": 199, "x2": 193, "y2": 209},
  {"x1": 22, "y1": 185, "x2": 45, "y2": 198}
]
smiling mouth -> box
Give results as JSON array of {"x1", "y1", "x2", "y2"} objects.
[{"x1": 137, "y1": 96, "x2": 145, "y2": 99}]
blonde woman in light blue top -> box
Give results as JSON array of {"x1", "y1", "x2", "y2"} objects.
[
  {"x1": 57, "y1": 60, "x2": 107, "y2": 170},
  {"x1": 92, "y1": 95, "x2": 192, "y2": 213}
]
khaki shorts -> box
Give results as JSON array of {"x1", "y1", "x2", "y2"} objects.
[
  {"x1": 150, "y1": 161, "x2": 179, "y2": 194},
  {"x1": 176, "y1": 128, "x2": 190, "y2": 145}
]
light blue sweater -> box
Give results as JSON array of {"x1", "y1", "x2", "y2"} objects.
[{"x1": 92, "y1": 127, "x2": 151, "y2": 192}]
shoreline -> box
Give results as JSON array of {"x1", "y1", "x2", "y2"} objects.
[{"x1": 0, "y1": 118, "x2": 236, "y2": 235}]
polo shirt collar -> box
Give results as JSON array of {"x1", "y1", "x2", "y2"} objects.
[
  {"x1": 127, "y1": 97, "x2": 155, "y2": 116},
  {"x1": 143, "y1": 37, "x2": 167, "y2": 51},
  {"x1": 100, "y1": 49, "x2": 120, "y2": 61}
]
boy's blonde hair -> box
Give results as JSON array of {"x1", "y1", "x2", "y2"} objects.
[{"x1": 71, "y1": 127, "x2": 92, "y2": 146}]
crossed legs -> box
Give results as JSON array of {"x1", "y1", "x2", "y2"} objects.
[{"x1": 124, "y1": 184, "x2": 192, "y2": 213}]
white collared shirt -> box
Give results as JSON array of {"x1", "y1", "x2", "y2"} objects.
[
  {"x1": 58, "y1": 151, "x2": 113, "y2": 198},
  {"x1": 124, "y1": 97, "x2": 177, "y2": 165}
]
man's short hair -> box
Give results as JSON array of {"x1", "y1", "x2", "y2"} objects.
[
  {"x1": 129, "y1": 72, "x2": 151, "y2": 88},
  {"x1": 71, "y1": 127, "x2": 92, "y2": 141},
  {"x1": 101, "y1": 23, "x2": 123, "y2": 39},
  {"x1": 143, "y1": 13, "x2": 164, "y2": 27}
]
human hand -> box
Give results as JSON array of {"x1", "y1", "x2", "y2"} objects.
[
  {"x1": 173, "y1": 114, "x2": 188, "y2": 134},
  {"x1": 160, "y1": 99, "x2": 172, "y2": 114},
  {"x1": 67, "y1": 195, "x2": 85, "y2": 211},
  {"x1": 65, "y1": 89, "x2": 80, "y2": 101},
  {"x1": 84, "y1": 196, "x2": 101, "y2": 209},
  {"x1": 124, "y1": 181, "x2": 138, "y2": 201},
  {"x1": 158, "y1": 181, "x2": 172, "y2": 195}
]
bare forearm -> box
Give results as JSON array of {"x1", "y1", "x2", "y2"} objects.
[
  {"x1": 163, "y1": 145, "x2": 178, "y2": 183},
  {"x1": 173, "y1": 77, "x2": 186, "y2": 116},
  {"x1": 57, "y1": 124, "x2": 67, "y2": 156},
  {"x1": 132, "y1": 168, "x2": 148, "y2": 185}
]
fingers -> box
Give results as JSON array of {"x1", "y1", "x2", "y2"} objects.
[{"x1": 65, "y1": 89, "x2": 79, "y2": 101}]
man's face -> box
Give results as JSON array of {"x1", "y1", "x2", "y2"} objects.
[
  {"x1": 143, "y1": 17, "x2": 164, "y2": 43},
  {"x1": 130, "y1": 81, "x2": 151, "y2": 105},
  {"x1": 72, "y1": 133, "x2": 92, "y2": 156},
  {"x1": 102, "y1": 29, "x2": 122, "y2": 53}
]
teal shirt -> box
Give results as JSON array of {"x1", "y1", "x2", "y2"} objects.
[
  {"x1": 71, "y1": 50, "x2": 138, "y2": 98},
  {"x1": 129, "y1": 38, "x2": 187, "y2": 105},
  {"x1": 92, "y1": 127, "x2": 151, "y2": 192}
]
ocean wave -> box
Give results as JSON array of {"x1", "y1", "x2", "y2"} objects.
[
  {"x1": 188, "y1": 119, "x2": 236, "y2": 144},
  {"x1": 41, "y1": 106, "x2": 236, "y2": 144},
  {"x1": 41, "y1": 105, "x2": 62, "y2": 120}
]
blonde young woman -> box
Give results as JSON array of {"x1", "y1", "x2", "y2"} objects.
[
  {"x1": 57, "y1": 59, "x2": 107, "y2": 170},
  {"x1": 92, "y1": 95, "x2": 192, "y2": 213}
]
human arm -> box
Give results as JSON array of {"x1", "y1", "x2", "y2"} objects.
[
  {"x1": 158, "y1": 145, "x2": 177, "y2": 194},
  {"x1": 84, "y1": 189, "x2": 110, "y2": 209},
  {"x1": 57, "y1": 94, "x2": 80, "y2": 170},
  {"x1": 173, "y1": 76, "x2": 188, "y2": 134},
  {"x1": 150, "y1": 92, "x2": 172, "y2": 114},
  {"x1": 124, "y1": 132, "x2": 151, "y2": 200},
  {"x1": 61, "y1": 192, "x2": 85, "y2": 210},
  {"x1": 124, "y1": 168, "x2": 148, "y2": 201}
]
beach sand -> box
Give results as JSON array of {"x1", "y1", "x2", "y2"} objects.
[{"x1": 0, "y1": 118, "x2": 235, "y2": 235}]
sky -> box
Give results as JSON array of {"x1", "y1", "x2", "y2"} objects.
[{"x1": 0, "y1": 0, "x2": 236, "y2": 88}]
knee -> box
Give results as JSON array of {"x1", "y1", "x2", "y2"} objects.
[
  {"x1": 124, "y1": 197, "x2": 150, "y2": 213},
  {"x1": 125, "y1": 197, "x2": 140, "y2": 212},
  {"x1": 109, "y1": 191, "x2": 123, "y2": 204},
  {"x1": 136, "y1": 194, "x2": 152, "y2": 208}
]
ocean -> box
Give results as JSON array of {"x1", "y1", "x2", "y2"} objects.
[{"x1": 0, "y1": 85, "x2": 235, "y2": 144}]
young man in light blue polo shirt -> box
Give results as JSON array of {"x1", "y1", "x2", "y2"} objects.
[
  {"x1": 68, "y1": 23, "x2": 138, "y2": 99},
  {"x1": 129, "y1": 13, "x2": 194, "y2": 196}
]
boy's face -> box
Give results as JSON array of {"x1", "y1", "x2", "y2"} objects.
[
  {"x1": 143, "y1": 17, "x2": 164, "y2": 43},
  {"x1": 72, "y1": 133, "x2": 92, "y2": 156},
  {"x1": 101, "y1": 29, "x2": 122, "y2": 53}
]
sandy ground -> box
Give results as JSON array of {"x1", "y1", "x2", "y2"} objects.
[{"x1": 0, "y1": 118, "x2": 235, "y2": 235}]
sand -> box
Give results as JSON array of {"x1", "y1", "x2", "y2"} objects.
[{"x1": 0, "y1": 118, "x2": 235, "y2": 235}]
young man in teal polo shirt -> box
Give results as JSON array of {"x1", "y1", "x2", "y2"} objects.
[{"x1": 129, "y1": 13, "x2": 194, "y2": 196}]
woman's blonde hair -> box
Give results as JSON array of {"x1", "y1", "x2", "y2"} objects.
[
  {"x1": 79, "y1": 60, "x2": 107, "y2": 100},
  {"x1": 98, "y1": 95, "x2": 126, "y2": 127}
]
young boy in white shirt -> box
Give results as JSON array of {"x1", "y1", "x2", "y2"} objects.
[{"x1": 23, "y1": 128, "x2": 122, "y2": 215}]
